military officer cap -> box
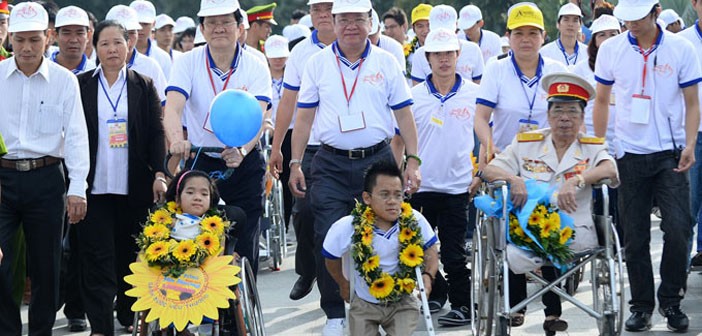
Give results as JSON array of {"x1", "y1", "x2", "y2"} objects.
[
  {"x1": 541, "y1": 72, "x2": 596, "y2": 103},
  {"x1": 247, "y1": 3, "x2": 277, "y2": 25}
]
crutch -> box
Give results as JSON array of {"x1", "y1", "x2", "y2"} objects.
[{"x1": 415, "y1": 267, "x2": 436, "y2": 336}]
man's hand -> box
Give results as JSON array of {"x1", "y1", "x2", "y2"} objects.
[
  {"x1": 508, "y1": 176, "x2": 527, "y2": 208},
  {"x1": 674, "y1": 147, "x2": 695, "y2": 173},
  {"x1": 288, "y1": 165, "x2": 307, "y2": 197},
  {"x1": 468, "y1": 176, "x2": 482, "y2": 198},
  {"x1": 338, "y1": 279, "x2": 351, "y2": 303},
  {"x1": 222, "y1": 147, "x2": 245, "y2": 168},
  {"x1": 169, "y1": 140, "x2": 191, "y2": 156},
  {"x1": 403, "y1": 161, "x2": 421, "y2": 194},
  {"x1": 153, "y1": 178, "x2": 167, "y2": 203},
  {"x1": 269, "y1": 149, "x2": 284, "y2": 179},
  {"x1": 557, "y1": 178, "x2": 578, "y2": 213},
  {"x1": 67, "y1": 195, "x2": 87, "y2": 224}
]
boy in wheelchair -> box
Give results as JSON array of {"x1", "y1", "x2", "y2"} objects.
[
  {"x1": 322, "y1": 161, "x2": 439, "y2": 335},
  {"x1": 482, "y1": 73, "x2": 619, "y2": 334}
]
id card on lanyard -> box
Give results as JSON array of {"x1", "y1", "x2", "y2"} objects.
[
  {"x1": 99, "y1": 75, "x2": 128, "y2": 148},
  {"x1": 631, "y1": 38, "x2": 657, "y2": 125},
  {"x1": 202, "y1": 54, "x2": 235, "y2": 133},
  {"x1": 335, "y1": 55, "x2": 367, "y2": 133},
  {"x1": 512, "y1": 55, "x2": 543, "y2": 133}
]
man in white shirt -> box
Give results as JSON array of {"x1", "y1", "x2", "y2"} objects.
[
  {"x1": 409, "y1": 27, "x2": 481, "y2": 326},
  {"x1": 130, "y1": 0, "x2": 172, "y2": 78},
  {"x1": 153, "y1": 14, "x2": 181, "y2": 61},
  {"x1": 52, "y1": 6, "x2": 96, "y2": 75},
  {"x1": 0, "y1": 3, "x2": 89, "y2": 334},
  {"x1": 164, "y1": 0, "x2": 272, "y2": 275},
  {"x1": 457, "y1": 5, "x2": 502, "y2": 63},
  {"x1": 593, "y1": 0, "x2": 701, "y2": 332},
  {"x1": 268, "y1": 0, "x2": 336, "y2": 303},
  {"x1": 369, "y1": 8, "x2": 405, "y2": 72},
  {"x1": 381, "y1": 6, "x2": 408, "y2": 45},
  {"x1": 540, "y1": 3, "x2": 588, "y2": 67},
  {"x1": 289, "y1": 0, "x2": 421, "y2": 334}
]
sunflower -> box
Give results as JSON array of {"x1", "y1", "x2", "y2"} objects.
[
  {"x1": 535, "y1": 204, "x2": 548, "y2": 216},
  {"x1": 541, "y1": 216, "x2": 560, "y2": 238},
  {"x1": 361, "y1": 208, "x2": 375, "y2": 225},
  {"x1": 398, "y1": 227, "x2": 416, "y2": 243},
  {"x1": 172, "y1": 240, "x2": 197, "y2": 262},
  {"x1": 559, "y1": 227, "x2": 573, "y2": 245},
  {"x1": 150, "y1": 209, "x2": 173, "y2": 226},
  {"x1": 201, "y1": 215, "x2": 224, "y2": 234},
  {"x1": 196, "y1": 232, "x2": 221, "y2": 256},
  {"x1": 369, "y1": 274, "x2": 395, "y2": 299},
  {"x1": 145, "y1": 241, "x2": 169, "y2": 262},
  {"x1": 513, "y1": 225, "x2": 526, "y2": 238},
  {"x1": 528, "y1": 211, "x2": 544, "y2": 227},
  {"x1": 397, "y1": 278, "x2": 415, "y2": 294},
  {"x1": 399, "y1": 244, "x2": 424, "y2": 267},
  {"x1": 144, "y1": 224, "x2": 170, "y2": 240},
  {"x1": 400, "y1": 203, "x2": 413, "y2": 218},
  {"x1": 362, "y1": 255, "x2": 380, "y2": 273},
  {"x1": 166, "y1": 201, "x2": 182, "y2": 214},
  {"x1": 361, "y1": 229, "x2": 373, "y2": 246}
]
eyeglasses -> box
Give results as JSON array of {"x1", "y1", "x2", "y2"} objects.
[
  {"x1": 549, "y1": 107, "x2": 582, "y2": 117},
  {"x1": 371, "y1": 192, "x2": 404, "y2": 202},
  {"x1": 336, "y1": 17, "x2": 369, "y2": 27},
  {"x1": 204, "y1": 20, "x2": 237, "y2": 30}
]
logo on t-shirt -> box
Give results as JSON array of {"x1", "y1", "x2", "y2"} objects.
[
  {"x1": 363, "y1": 72, "x2": 384, "y2": 87},
  {"x1": 450, "y1": 107, "x2": 472, "y2": 120}
]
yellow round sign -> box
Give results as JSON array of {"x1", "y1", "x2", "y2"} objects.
[{"x1": 125, "y1": 255, "x2": 241, "y2": 331}]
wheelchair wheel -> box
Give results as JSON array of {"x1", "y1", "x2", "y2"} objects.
[
  {"x1": 471, "y1": 218, "x2": 495, "y2": 336},
  {"x1": 593, "y1": 223, "x2": 625, "y2": 336},
  {"x1": 132, "y1": 310, "x2": 172, "y2": 336},
  {"x1": 238, "y1": 257, "x2": 266, "y2": 335}
]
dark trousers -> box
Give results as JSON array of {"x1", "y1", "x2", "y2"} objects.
[
  {"x1": 0, "y1": 164, "x2": 66, "y2": 336},
  {"x1": 617, "y1": 151, "x2": 692, "y2": 312},
  {"x1": 280, "y1": 129, "x2": 294, "y2": 231},
  {"x1": 509, "y1": 266, "x2": 562, "y2": 317},
  {"x1": 309, "y1": 146, "x2": 395, "y2": 319},
  {"x1": 190, "y1": 150, "x2": 265, "y2": 274},
  {"x1": 77, "y1": 194, "x2": 148, "y2": 333},
  {"x1": 62, "y1": 224, "x2": 85, "y2": 320},
  {"x1": 409, "y1": 192, "x2": 471, "y2": 309},
  {"x1": 292, "y1": 145, "x2": 319, "y2": 280}
]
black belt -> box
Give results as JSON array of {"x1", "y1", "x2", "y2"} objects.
[
  {"x1": 321, "y1": 139, "x2": 389, "y2": 159},
  {"x1": 0, "y1": 156, "x2": 61, "y2": 172}
]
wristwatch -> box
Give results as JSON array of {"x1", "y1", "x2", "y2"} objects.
[
  {"x1": 575, "y1": 174, "x2": 585, "y2": 188},
  {"x1": 239, "y1": 147, "x2": 248, "y2": 157}
]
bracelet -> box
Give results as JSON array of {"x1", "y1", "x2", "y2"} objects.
[
  {"x1": 422, "y1": 271, "x2": 435, "y2": 282},
  {"x1": 406, "y1": 154, "x2": 422, "y2": 166},
  {"x1": 156, "y1": 177, "x2": 167, "y2": 184},
  {"x1": 289, "y1": 159, "x2": 303, "y2": 168}
]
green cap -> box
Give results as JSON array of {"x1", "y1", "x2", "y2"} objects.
[{"x1": 246, "y1": 3, "x2": 277, "y2": 25}]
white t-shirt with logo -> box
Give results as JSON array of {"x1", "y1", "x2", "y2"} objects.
[
  {"x1": 458, "y1": 29, "x2": 503, "y2": 64},
  {"x1": 410, "y1": 39, "x2": 484, "y2": 83}
]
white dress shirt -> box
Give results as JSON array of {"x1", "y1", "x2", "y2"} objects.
[
  {"x1": 90, "y1": 66, "x2": 129, "y2": 195},
  {"x1": 0, "y1": 57, "x2": 90, "y2": 197}
]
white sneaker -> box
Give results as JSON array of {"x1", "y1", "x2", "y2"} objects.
[{"x1": 321, "y1": 318, "x2": 345, "y2": 336}]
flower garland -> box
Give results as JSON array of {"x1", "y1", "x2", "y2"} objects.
[
  {"x1": 403, "y1": 36, "x2": 420, "y2": 78},
  {"x1": 350, "y1": 201, "x2": 424, "y2": 303},
  {"x1": 136, "y1": 202, "x2": 230, "y2": 278}
]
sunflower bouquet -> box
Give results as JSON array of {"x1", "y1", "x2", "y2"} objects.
[
  {"x1": 136, "y1": 202, "x2": 230, "y2": 278},
  {"x1": 508, "y1": 202, "x2": 575, "y2": 268},
  {"x1": 350, "y1": 201, "x2": 424, "y2": 303}
]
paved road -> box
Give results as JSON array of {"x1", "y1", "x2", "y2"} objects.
[{"x1": 22, "y1": 216, "x2": 702, "y2": 335}]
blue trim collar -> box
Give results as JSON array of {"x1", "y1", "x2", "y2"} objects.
[
  {"x1": 425, "y1": 74, "x2": 462, "y2": 103},
  {"x1": 332, "y1": 40, "x2": 371, "y2": 70},
  {"x1": 206, "y1": 44, "x2": 241, "y2": 81}
]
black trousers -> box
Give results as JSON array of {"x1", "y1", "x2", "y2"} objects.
[
  {"x1": 280, "y1": 129, "x2": 294, "y2": 231},
  {"x1": 292, "y1": 145, "x2": 319, "y2": 280},
  {"x1": 0, "y1": 164, "x2": 66, "y2": 336},
  {"x1": 76, "y1": 194, "x2": 148, "y2": 333},
  {"x1": 509, "y1": 266, "x2": 561, "y2": 317},
  {"x1": 62, "y1": 224, "x2": 85, "y2": 320}
]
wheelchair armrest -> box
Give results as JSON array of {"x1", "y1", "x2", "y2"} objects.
[
  {"x1": 591, "y1": 179, "x2": 612, "y2": 189},
  {"x1": 487, "y1": 180, "x2": 508, "y2": 188}
]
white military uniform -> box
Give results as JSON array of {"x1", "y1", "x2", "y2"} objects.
[{"x1": 489, "y1": 129, "x2": 618, "y2": 252}]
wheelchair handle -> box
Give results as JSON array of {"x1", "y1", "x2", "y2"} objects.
[
  {"x1": 591, "y1": 178, "x2": 612, "y2": 189},
  {"x1": 164, "y1": 146, "x2": 225, "y2": 179}
]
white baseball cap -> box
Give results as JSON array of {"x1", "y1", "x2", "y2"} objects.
[
  {"x1": 299, "y1": 14, "x2": 313, "y2": 28},
  {"x1": 106, "y1": 5, "x2": 142, "y2": 31},
  {"x1": 458, "y1": 5, "x2": 482, "y2": 30},
  {"x1": 307, "y1": 0, "x2": 334, "y2": 5},
  {"x1": 154, "y1": 14, "x2": 175, "y2": 30},
  {"x1": 659, "y1": 9, "x2": 680, "y2": 26},
  {"x1": 429, "y1": 5, "x2": 457, "y2": 31},
  {"x1": 198, "y1": 0, "x2": 241, "y2": 18},
  {"x1": 9, "y1": 2, "x2": 48, "y2": 33},
  {"x1": 130, "y1": 0, "x2": 156, "y2": 24},
  {"x1": 194, "y1": 25, "x2": 205, "y2": 44},
  {"x1": 424, "y1": 28, "x2": 460, "y2": 53},
  {"x1": 590, "y1": 14, "x2": 621, "y2": 34},
  {"x1": 558, "y1": 3, "x2": 582, "y2": 18},
  {"x1": 238, "y1": 8, "x2": 249, "y2": 29},
  {"x1": 174, "y1": 16, "x2": 196, "y2": 34},
  {"x1": 613, "y1": 0, "x2": 659, "y2": 22},
  {"x1": 370, "y1": 8, "x2": 380, "y2": 35},
  {"x1": 282, "y1": 24, "x2": 311, "y2": 41},
  {"x1": 55, "y1": 6, "x2": 89, "y2": 28},
  {"x1": 264, "y1": 35, "x2": 290, "y2": 58},
  {"x1": 331, "y1": 0, "x2": 372, "y2": 15}
]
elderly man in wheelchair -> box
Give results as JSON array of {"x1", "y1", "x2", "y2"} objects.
[{"x1": 481, "y1": 72, "x2": 620, "y2": 335}]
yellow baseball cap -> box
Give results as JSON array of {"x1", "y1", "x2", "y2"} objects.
[
  {"x1": 507, "y1": 2, "x2": 544, "y2": 30},
  {"x1": 411, "y1": 3, "x2": 432, "y2": 25}
]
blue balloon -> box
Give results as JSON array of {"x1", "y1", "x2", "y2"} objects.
[{"x1": 210, "y1": 89, "x2": 263, "y2": 147}]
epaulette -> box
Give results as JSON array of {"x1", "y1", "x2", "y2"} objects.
[
  {"x1": 579, "y1": 136, "x2": 605, "y2": 145},
  {"x1": 517, "y1": 132, "x2": 544, "y2": 142}
]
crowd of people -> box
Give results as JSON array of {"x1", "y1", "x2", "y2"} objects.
[{"x1": 0, "y1": 0, "x2": 701, "y2": 335}]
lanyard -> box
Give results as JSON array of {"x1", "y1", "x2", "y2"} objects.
[
  {"x1": 205, "y1": 54, "x2": 234, "y2": 96},
  {"x1": 273, "y1": 78, "x2": 283, "y2": 100},
  {"x1": 557, "y1": 39, "x2": 578, "y2": 65},
  {"x1": 636, "y1": 32, "x2": 659, "y2": 95},
  {"x1": 511, "y1": 55, "x2": 542, "y2": 120},
  {"x1": 98, "y1": 73, "x2": 127, "y2": 119},
  {"x1": 335, "y1": 55, "x2": 365, "y2": 108}
]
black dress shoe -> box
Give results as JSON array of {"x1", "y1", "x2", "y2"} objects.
[
  {"x1": 625, "y1": 311, "x2": 652, "y2": 332},
  {"x1": 67, "y1": 318, "x2": 87, "y2": 332},
  {"x1": 289, "y1": 277, "x2": 316, "y2": 300},
  {"x1": 543, "y1": 318, "x2": 568, "y2": 334},
  {"x1": 659, "y1": 306, "x2": 689, "y2": 332}
]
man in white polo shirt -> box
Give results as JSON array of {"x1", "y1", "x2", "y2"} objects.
[
  {"x1": 410, "y1": 27, "x2": 481, "y2": 326},
  {"x1": 130, "y1": 0, "x2": 172, "y2": 78},
  {"x1": 289, "y1": 0, "x2": 421, "y2": 334},
  {"x1": 410, "y1": 5, "x2": 483, "y2": 85},
  {"x1": 593, "y1": 0, "x2": 701, "y2": 332},
  {"x1": 540, "y1": 3, "x2": 588, "y2": 67},
  {"x1": 369, "y1": 8, "x2": 405, "y2": 71},
  {"x1": 164, "y1": 0, "x2": 272, "y2": 275},
  {"x1": 268, "y1": 0, "x2": 336, "y2": 302},
  {"x1": 51, "y1": 6, "x2": 95, "y2": 75},
  {"x1": 153, "y1": 14, "x2": 181, "y2": 60},
  {"x1": 0, "y1": 3, "x2": 89, "y2": 334},
  {"x1": 457, "y1": 4, "x2": 502, "y2": 63}
]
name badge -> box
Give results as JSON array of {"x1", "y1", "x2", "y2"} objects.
[
  {"x1": 338, "y1": 112, "x2": 366, "y2": 133},
  {"x1": 430, "y1": 115, "x2": 444, "y2": 127},
  {"x1": 518, "y1": 118, "x2": 539, "y2": 133},
  {"x1": 108, "y1": 118, "x2": 128, "y2": 148},
  {"x1": 610, "y1": 93, "x2": 616, "y2": 106},
  {"x1": 631, "y1": 94, "x2": 651, "y2": 124}
]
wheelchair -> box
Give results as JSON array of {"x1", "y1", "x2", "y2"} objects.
[
  {"x1": 130, "y1": 147, "x2": 266, "y2": 336},
  {"x1": 470, "y1": 181, "x2": 624, "y2": 336},
  {"x1": 259, "y1": 131, "x2": 287, "y2": 271}
]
